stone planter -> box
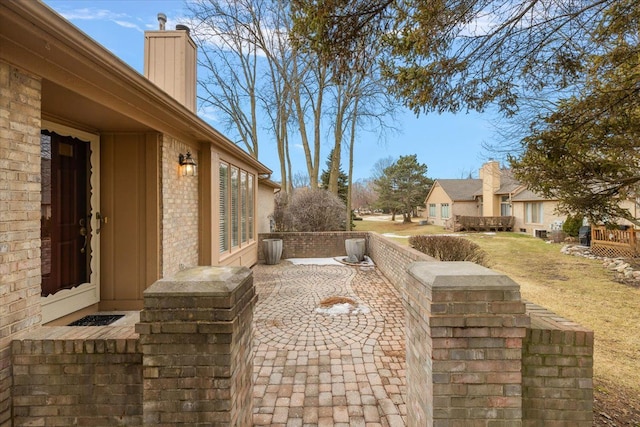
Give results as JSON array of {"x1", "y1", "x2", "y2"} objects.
[
  {"x1": 345, "y1": 238, "x2": 366, "y2": 263},
  {"x1": 263, "y1": 239, "x2": 283, "y2": 265}
]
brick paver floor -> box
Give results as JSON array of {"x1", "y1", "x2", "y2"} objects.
[{"x1": 252, "y1": 261, "x2": 406, "y2": 426}]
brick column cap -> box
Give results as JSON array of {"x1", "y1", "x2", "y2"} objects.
[
  {"x1": 144, "y1": 266, "x2": 251, "y2": 297},
  {"x1": 408, "y1": 261, "x2": 520, "y2": 291}
]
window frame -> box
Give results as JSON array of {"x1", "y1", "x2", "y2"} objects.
[
  {"x1": 440, "y1": 203, "x2": 450, "y2": 219},
  {"x1": 218, "y1": 160, "x2": 256, "y2": 257}
]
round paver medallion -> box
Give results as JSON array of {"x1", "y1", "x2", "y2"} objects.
[{"x1": 254, "y1": 265, "x2": 382, "y2": 351}]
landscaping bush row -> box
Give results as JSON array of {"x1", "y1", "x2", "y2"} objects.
[{"x1": 408, "y1": 235, "x2": 489, "y2": 267}]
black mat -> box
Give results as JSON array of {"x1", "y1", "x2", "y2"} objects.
[{"x1": 67, "y1": 314, "x2": 124, "y2": 326}]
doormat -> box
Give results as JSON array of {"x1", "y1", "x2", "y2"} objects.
[{"x1": 67, "y1": 314, "x2": 124, "y2": 326}]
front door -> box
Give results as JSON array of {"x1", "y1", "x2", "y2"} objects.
[
  {"x1": 40, "y1": 122, "x2": 100, "y2": 323},
  {"x1": 41, "y1": 131, "x2": 88, "y2": 296}
]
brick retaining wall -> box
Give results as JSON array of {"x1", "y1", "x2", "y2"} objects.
[
  {"x1": 10, "y1": 267, "x2": 254, "y2": 427},
  {"x1": 258, "y1": 231, "x2": 368, "y2": 260},
  {"x1": 11, "y1": 326, "x2": 142, "y2": 426},
  {"x1": 405, "y1": 261, "x2": 594, "y2": 426},
  {"x1": 523, "y1": 303, "x2": 594, "y2": 426},
  {"x1": 257, "y1": 231, "x2": 434, "y2": 293}
]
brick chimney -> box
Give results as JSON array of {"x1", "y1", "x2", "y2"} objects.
[{"x1": 144, "y1": 14, "x2": 197, "y2": 113}]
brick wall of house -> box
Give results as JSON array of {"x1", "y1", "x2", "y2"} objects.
[
  {"x1": 0, "y1": 61, "x2": 43, "y2": 426},
  {"x1": 11, "y1": 327, "x2": 142, "y2": 426},
  {"x1": 523, "y1": 303, "x2": 594, "y2": 426},
  {"x1": 161, "y1": 136, "x2": 199, "y2": 276}
]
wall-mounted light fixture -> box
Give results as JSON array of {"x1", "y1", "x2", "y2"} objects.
[{"x1": 179, "y1": 151, "x2": 197, "y2": 176}]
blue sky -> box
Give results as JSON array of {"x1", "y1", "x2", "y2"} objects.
[{"x1": 43, "y1": 0, "x2": 501, "y2": 182}]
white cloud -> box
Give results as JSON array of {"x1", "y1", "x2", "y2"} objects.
[{"x1": 58, "y1": 7, "x2": 143, "y2": 32}]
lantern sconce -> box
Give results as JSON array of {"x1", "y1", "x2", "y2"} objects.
[{"x1": 179, "y1": 151, "x2": 197, "y2": 177}]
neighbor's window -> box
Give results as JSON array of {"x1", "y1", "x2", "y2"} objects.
[
  {"x1": 428, "y1": 203, "x2": 436, "y2": 217},
  {"x1": 219, "y1": 163, "x2": 229, "y2": 253},
  {"x1": 525, "y1": 202, "x2": 543, "y2": 224},
  {"x1": 440, "y1": 203, "x2": 450, "y2": 219},
  {"x1": 500, "y1": 195, "x2": 511, "y2": 216}
]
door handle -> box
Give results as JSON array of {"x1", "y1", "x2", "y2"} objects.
[{"x1": 96, "y1": 212, "x2": 108, "y2": 234}]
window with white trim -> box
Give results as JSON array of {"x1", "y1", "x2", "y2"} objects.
[
  {"x1": 500, "y1": 195, "x2": 512, "y2": 216},
  {"x1": 441, "y1": 203, "x2": 450, "y2": 219},
  {"x1": 525, "y1": 202, "x2": 543, "y2": 224},
  {"x1": 428, "y1": 203, "x2": 436, "y2": 217}
]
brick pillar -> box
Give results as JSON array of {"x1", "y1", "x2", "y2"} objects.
[
  {"x1": 0, "y1": 61, "x2": 43, "y2": 427},
  {"x1": 136, "y1": 266, "x2": 255, "y2": 426},
  {"x1": 405, "y1": 262, "x2": 530, "y2": 427}
]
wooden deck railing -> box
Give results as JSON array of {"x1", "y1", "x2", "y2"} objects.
[{"x1": 591, "y1": 226, "x2": 639, "y2": 258}]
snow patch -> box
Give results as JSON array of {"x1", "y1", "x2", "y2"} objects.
[{"x1": 315, "y1": 303, "x2": 371, "y2": 316}]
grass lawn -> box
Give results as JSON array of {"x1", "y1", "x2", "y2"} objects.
[{"x1": 357, "y1": 215, "x2": 640, "y2": 413}]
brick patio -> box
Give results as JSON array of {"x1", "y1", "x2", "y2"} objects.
[{"x1": 252, "y1": 261, "x2": 407, "y2": 426}]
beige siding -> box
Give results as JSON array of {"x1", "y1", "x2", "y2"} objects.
[
  {"x1": 257, "y1": 184, "x2": 276, "y2": 234},
  {"x1": 512, "y1": 200, "x2": 566, "y2": 235}
]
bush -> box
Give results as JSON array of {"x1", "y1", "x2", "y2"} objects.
[
  {"x1": 408, "y1": 235, "x2": 490, "y2": 267},
  {"x1": 562, "y1": 214, "x2": 584, "y2": 237},
  {"x1": 270, "y1": 191, "x2": 291, "y2": 232},
  {"x1": 272, "y1": 188, "x2": 347, "y2": 232}
]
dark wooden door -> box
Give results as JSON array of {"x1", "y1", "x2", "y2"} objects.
[{"x1": 41, "y1": 131, "x2": 89, "y2": 296}]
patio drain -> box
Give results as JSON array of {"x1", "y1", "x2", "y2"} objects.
[{"x1": 67, "y1": 314, "x2": 124, "y2": 326}]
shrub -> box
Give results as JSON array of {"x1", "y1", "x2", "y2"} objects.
[
  {"x1": 273, "y1": 188, "x2": 347, "y2": 232},
  {"x1": 270, "y1": 191, "x2": 291, "y2": 232},
  {"x1": 562, "y1": 214, "x2": 584, "y2": 237},
  {"x1": 408, "y1": 235, "x2": 490, "y2": 267}
]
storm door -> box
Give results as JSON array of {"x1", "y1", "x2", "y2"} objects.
[
  {"x1": 40, "y1": 123, "x2": 99, "y2": 323},
  {"x1": 41, "y1": 131, "x2": 89, "y2": 295}
]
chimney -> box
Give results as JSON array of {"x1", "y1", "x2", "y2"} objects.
[
  {"x1": 479, "y1": 160, "x2": 501, "y2": 216},
  {"x1": 144, "y1": 14, "x2": 197, "y2": 113}
]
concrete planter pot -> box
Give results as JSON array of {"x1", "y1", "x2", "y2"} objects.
[
  {"x1": 263, "y1": 239, "x2": 283, "y2": 265},
  {"x1": 345, "y1": 238, "x2": 366, "y2": 263}
]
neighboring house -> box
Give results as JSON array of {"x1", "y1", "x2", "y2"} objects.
[
  {"x1": 424, "y1": 161, "x2": 566, "y2": 235},
  {"x1": 0, "y1": 0, "x2": 277, "y2": 334}
]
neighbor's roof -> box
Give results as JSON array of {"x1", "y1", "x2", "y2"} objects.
[
  {"x1": 436, "y1": 179, "x2": 482, "y2": 201},
  {"x1": 495, "y1": 170, "x2": 523, "y2": 195},
  {"x1": 511, "y1": 189, "x2": 552, "y2": 201}
]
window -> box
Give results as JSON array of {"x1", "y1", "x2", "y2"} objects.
[
  {"x1": 219, "y1": 161, "x2": 256, "y2": 255},
  {"x1": 241, "y1": 171, "x2": 247, "y2": 243},
  {"x1": 440, "y1": 203, "x2": 450, "y2": 219},
  {"x1": 219, "y1": 163, "x2": 229, "y2": 253},
  {"x1": 525, "y1": 202, "x2": 543, "y2": 224},
  {"x1": 231, "y1": 166, "x2": 239, "y2": 247},
  {"x1": 248, "y1": 174, "x2": 254, "y2": 240},
  {"x1": 500, "y1": 195, "x2": 511, "y2": 216},
  {"x1": 428, "y1": 203, "x2": 436, "y2": 217}
]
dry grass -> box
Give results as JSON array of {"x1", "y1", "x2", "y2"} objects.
[
  {"x1": 464, "y1": 233, "x2": 640, "y2": 396},
  {"x1": 361, "y1": 217, "x2": 640, "y2": 398}
]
